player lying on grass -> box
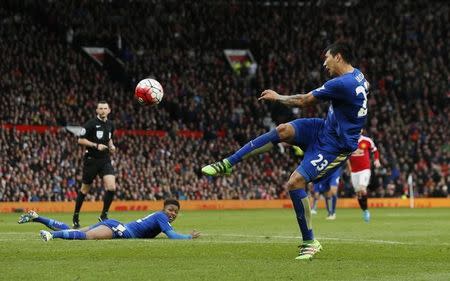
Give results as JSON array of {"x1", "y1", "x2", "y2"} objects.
[{"x1": 18, "y1": 199, "x2": 200, "y2": 242}]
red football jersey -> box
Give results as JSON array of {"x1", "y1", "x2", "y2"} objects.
[{"x1": 349, "y1": 135, "x2": 379, "y2": 172}]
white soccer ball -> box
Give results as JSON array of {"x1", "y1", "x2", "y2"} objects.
[{"x1": 134, "y1": 78, "x2": 164, "y2": 105}]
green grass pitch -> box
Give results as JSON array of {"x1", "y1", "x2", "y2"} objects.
[{"x1": 1, "y1": 208, "x2": 450, "y2": 281}]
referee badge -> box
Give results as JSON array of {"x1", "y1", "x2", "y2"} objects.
[{"x1": 96, "y1": 131, "x2": 104, "y2": 139}]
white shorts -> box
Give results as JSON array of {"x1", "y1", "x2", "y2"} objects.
[{"x1": 351, "y1": 169, "x2": 371, "y2": 192}]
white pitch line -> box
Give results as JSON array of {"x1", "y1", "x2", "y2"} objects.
[
  {"x1": 1, "y1": 232, "x2": 449, "y2": 246},
  {"x1": 0, "y1": 232, "x2": 32, "y2": 235},
  {"x1": 202, "y1": 233, "x2": 436, "y2": 246}
]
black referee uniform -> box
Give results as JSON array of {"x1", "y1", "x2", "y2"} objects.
[
  {"x1": 73, "y1": 116, "x2": 116, "y2": 227},
  {"x1": 80, "y1": 117, "x2": 115, "y2": 184}
]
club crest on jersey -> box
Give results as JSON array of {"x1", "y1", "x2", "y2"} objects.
[{"x1": 96, "y1": 131, "x2": 104, "y2": 139}]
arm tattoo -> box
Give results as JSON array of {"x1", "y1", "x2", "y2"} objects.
[{"x1": 278, "y1": 93, "x2": 314, "y2": 108}]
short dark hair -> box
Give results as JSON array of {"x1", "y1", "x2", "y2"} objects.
[
  {"x1": 97, "y1": 100, "x2": 109, "y2": 105},
  {"x1": 164, "y1": 199, "x2": 180, "y2": 209},
  {"x1": 324, "y1": 42, "x2": 355, "y2": 63}
]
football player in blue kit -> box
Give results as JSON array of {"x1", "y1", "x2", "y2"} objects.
[
  {"x1": 311, "y1": 167, "x2": 342, "y2": 220},
  {"x1": 18, "y1": 199, "x2": 200, "y2": 241},
  {"x1": 202, "y1": 42, "x2": 369, "y2": 260}
]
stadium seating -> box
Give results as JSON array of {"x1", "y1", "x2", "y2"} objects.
[{"x1": 0, "y1": 0, "x2": 448, "y2": 201}]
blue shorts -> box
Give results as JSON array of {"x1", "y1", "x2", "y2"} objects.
[
  {"x1": 313, "y1": 167, "x2": 342, "y2": 193},
  {"x1": 289, "y1": 118, "x2": 349, "y2": 183},
  {"x1": 89, "y1": 219, "x2": 135, "y2": 239}
]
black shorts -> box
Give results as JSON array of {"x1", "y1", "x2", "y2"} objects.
[{"x1": 82, "y1": 157, "x2": 115, "y2": 184}]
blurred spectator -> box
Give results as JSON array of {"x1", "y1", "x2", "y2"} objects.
[{"x1": 0, "y1": 0, "x2": 448, "y2": 201}]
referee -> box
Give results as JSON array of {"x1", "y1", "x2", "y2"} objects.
[{"x1": 73, "y1": 101, "x2": 117, "y2": 228}]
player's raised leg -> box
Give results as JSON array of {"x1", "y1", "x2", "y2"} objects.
[
  {"x1": 202, "y1": 123, "x2": 295, "y2": 176},
  {"x1": 287, "y1": 171, "x2": 322, "y2": 260},
  {"x1": 19, "y1": 210, "x2": 70, "y2": 230}
]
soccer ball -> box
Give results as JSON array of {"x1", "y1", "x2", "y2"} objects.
[{"x1": 135, "y1": 78, "x2": 164, "y2": 105}]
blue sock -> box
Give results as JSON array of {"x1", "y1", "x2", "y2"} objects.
[
  {"x1": 227, "y1": 129, "x2": 280, "y2": 166},
  {"x1": 325, "y1": 196, "x2": 332, "y2": 215},
  {"x1": 34, "y1": 216, "x2": 70, "y2": 230},
  {"x1": 52, "y1": 230, "x2": 87, "y2": 240},
  {"x1": 331, "y1": 194, "x2": 337, "y2": 215},
  {"x1": 289, "y1": 189, "x2": 314, "y2": 241}
]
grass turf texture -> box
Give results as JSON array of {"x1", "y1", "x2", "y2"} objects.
[{"x1": 1, "y1": 208, "x2": 450, "y2": 281}]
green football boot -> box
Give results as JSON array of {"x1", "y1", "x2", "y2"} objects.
[
  {"x1": 295, "y1": 239, "x2": 322, "y2": 261},
  {"x1": 201, "y1": 159, "x2": 232, "y2": 176},
  {"x1": 18, "y1": 210, "x2": 39, "y2": 224}
]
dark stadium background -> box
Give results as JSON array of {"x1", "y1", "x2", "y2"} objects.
[{"x1": 1, "y1": 0, "x2": 448, "y2": 202}]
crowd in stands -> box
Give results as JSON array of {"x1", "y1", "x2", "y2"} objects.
[
  {"x1": 0, "y1": 0, "x2": 448, "y2": 201},
  {"x1": 0, "y1": 129, "x2": 296, "y2": 202}
]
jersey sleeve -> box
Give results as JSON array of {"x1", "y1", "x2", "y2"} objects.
[
  {"x1": 79, "y1": 120, "x2": 94, "y2": 138},
  {"x1": 164, "y1": 230, "x2": 192, "y2": 240},
  {"x1": 312, "y1": 78, "x2": 344, "y2": 101},
  {"x1": 370, "y1": 140, "x2": 380, "y2": 160},
  {"x1": 155, "y1": 213, "x2": 174, "y2": 233}
]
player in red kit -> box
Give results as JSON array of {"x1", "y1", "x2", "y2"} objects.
[{"x1": 347, "y1": 133, "x2": 380, "y2": 222}]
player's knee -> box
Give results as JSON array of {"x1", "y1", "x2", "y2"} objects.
[
  {"x1": 276, "y1": 123, "x2": 295, "y2": 141},
  {"x1": 287, "y1": 172, "x2": 307, "y2": 191},
  {"x1": 103, "y1": 175, "x2": 116, "y2": 191},
  {"x1": 104, "y1": 181, "x2": 116, "y2": 191},
  {"x1": 356, "y1": 190, "x2": 366, "y2": 198},
  {"x1": 330, "y1": 186, "x2": 338, "y2": 195}
]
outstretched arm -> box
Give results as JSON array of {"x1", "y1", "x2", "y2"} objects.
[
  {"x1": 259, "y1": 90, "x2": 318, "y2": 108},
  {"x1": 164, "y1": 230, "x2": 200, "y2": 240}
]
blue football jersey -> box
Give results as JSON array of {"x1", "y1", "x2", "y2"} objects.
[
  {"x1": 312, "y1": 68, "x2": 369, "y2": 152},
  {"x1": 125, "y1": 211, "x2": 174, "y2": 238}
]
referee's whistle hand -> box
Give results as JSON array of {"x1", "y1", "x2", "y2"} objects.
[
  {"x1": 97, "y1": 144, "x2": 109, "y2": 151},
  {"x1": 108, "y1": 145, "x2": 116, "y2": 152}
]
